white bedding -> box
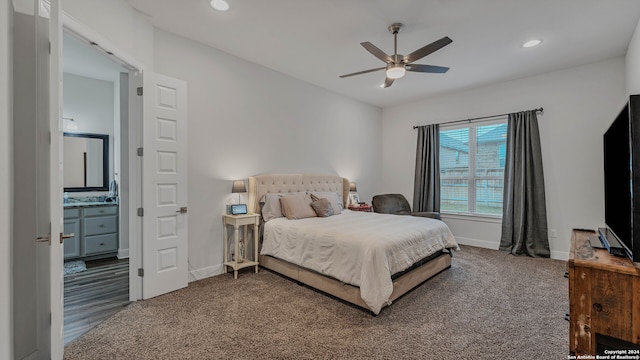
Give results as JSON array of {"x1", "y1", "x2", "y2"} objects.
[{"x1": 261, "y1": 210, "x2": 458, "y2": 314}]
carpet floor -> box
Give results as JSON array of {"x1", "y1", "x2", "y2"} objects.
[{"x1": 63, "y1": 245, "x2": 569, "y2": 359}]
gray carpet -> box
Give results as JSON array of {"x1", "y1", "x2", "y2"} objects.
[{"x1": 63, "y1": 245, "x2": 569, "y2": 359}]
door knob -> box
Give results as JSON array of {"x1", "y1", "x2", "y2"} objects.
[
  {"x1": 60, "y1": 232, "x2": 75, "y2": 244},
  {"x1": 176, "y1": 206, "x2": 188, "y2": 214},
  {"x1": 35, "y1": 234, "x2": 51, "y2": 245}
]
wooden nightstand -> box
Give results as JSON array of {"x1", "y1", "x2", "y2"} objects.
[
  {"x1": 222, "y1": 213, "x2": 260, "y2": 279},
  {"x1": 348, "y1": 204, "x2": 372, "y2": 212}
]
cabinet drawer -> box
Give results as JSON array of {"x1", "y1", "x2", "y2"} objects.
[
  {"x1": 83, "y1": 216, "x2": 117, "y2": 236},
  {"x1": 83, "y1": 206, "x2": 118, "y2": 217},
  {"x1": 83, "y1": 234, "x2": 118, "y2": 255},
  {"x1": 63, "y1": 220, "x2": 81, "y2": 259},
  {"x1": 63, "y1": 208, "x2": 80, "y2": 219}
]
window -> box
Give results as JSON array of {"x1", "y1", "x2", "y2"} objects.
[{"x1": 439, "y1": 122, "x2": 507, "y2": 216}]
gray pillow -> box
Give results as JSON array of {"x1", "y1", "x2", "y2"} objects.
[
  {"x1": 310, "y1": 192, "x2": 343, "y2": 214},
  {"x1": 311, "y1": 198, "x2": 335, "y2": 217},
  {"x1": 279, "y1": 193, "x2": 317, "y2": 220}
]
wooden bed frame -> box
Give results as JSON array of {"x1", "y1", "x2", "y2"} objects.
[{"x1": 248, "y1": 174, "x2": 452, "y2": 313}]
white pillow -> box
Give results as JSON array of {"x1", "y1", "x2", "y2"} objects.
[{"x1": 310, "y1": 192, "x2": 343, "y2": 214}]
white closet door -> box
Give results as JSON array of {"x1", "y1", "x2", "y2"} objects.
[{"x1": 141, "y1": 72, "x2": 189, "y2": 299}]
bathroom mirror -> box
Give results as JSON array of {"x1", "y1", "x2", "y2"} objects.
[{"x1": 63, "y1": 132, "x2": 109, "y2": 192}]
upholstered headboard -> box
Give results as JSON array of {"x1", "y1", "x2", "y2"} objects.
[{"x1": 248, "y1": 174, "x2": 350, "y2": 216}]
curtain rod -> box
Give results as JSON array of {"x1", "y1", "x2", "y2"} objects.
[{"x1": 412, "y1": 107, "x2": 543, "y2": 129}]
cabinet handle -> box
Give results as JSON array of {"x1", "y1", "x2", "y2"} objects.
[
  {"x1": 593, "y1": 303, "x2": 603, "y2": 312},
  {"x1": 99, "y1": 224, "x2": 105, "y2": 228}
]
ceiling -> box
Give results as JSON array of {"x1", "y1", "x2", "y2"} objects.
[{"x1": 125, "y1": 0, "x2": 640, "y2": 108}]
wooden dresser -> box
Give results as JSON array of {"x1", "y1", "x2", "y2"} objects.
[{"x1": 568, "y1": 230, "x2": 640, "y2": 354}]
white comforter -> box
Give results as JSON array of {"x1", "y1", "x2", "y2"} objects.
[{"x1": 261, "y1": 210, "x2": 458, "y2": 314}]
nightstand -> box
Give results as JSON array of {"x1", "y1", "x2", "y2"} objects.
[
  {"x1": 222, "y1": 213, "x2": 260, "y2": 279},
  {"x1": 348, "y1": 204, "x2": 372, "y2": 212}
]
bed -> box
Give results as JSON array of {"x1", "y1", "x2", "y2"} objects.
[{"x1": 248, "y1": 174, "x2": 458, "y2": 314}]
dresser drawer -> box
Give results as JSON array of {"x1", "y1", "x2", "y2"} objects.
[
  {"x1": 83, "y1": 216, "x2": 118, "y2": 236},
  {"x1": 83, "y1": 206, "x2": 118, "y2": 217},
  {"x1": 83, "y1": 234, "x2": 118, "y2": 255},
  {"x1": 63, "y1": 208, "x2": 80, "y2": 219}
]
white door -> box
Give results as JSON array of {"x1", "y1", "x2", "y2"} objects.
[
  {"x1": 12, "y1": 0, "x2": 63, "y2": 359},
  {"x1": 48, "y1": 0, "x2": 64, "y2": 357},
  {"x1": 13, "y1": 0, "x2": 62, "y2": 358},
  {"x1": 141, "y1": 72, "x2": 188, "y2": 299}
]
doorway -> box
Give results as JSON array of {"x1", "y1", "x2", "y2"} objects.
[{"x1": 61, "y1": 30, "x2": 135, "y2": 344}]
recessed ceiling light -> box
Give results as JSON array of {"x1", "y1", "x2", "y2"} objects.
[
  {"x1": 522, "y1": 39, "x2": 542, "y2": 48},
  {"x1": 210, "y1": 0, "x2": 229, "y2": 11}
]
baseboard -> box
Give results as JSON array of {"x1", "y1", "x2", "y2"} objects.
[
  {"x1": 117, "y1": 248, "x2": 129, "y2": 259},
  {"x1": 189, "y1": 264, "x2": 224, "y2": 282},
  {"x1": 550, "y1": 250, "x2": 569, "y2": 261},
  {"x1": 455, "y1": 236, "x2": 499, "y2": 250},
  {"x1": 456, "y1": 236, "x2": 569, "y2": 261}
]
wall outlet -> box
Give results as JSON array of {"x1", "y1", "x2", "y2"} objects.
[{"x1": 549, "y1": 229, "x2": 557, "y2": 238}]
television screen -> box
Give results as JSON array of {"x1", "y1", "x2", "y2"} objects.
[{"x1": 603, "y1": 103, "x2": 632, "y2": 251}]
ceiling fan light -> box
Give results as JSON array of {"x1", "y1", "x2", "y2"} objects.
[
  {"x1": 522, "y1": 39, "x2": 542, "y2": 48},
  {"x1": 210, "y1": 0, "x2": 229, "y2": 11},
  {"x1": 386, "y1": 65, "x2": 405, "y2": 79}
]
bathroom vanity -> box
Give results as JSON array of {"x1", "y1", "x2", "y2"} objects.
[{"x1": 63, "y1": 202, "x2": 118, "y2": 260}]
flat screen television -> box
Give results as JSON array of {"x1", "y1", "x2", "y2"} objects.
[{"x1": 601, "y1": 94, "x2": 640, "y2": 262}]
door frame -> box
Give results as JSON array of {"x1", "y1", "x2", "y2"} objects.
[
  {"x1": 0, "y1": 0, "x2": 13, "y2": 358},
  {"x1": 61, "y1": 13, "x2": 144, "y2": 301}
]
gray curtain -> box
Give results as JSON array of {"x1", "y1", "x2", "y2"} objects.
[
  {"x1": 413, "y1": 124, "x2": 440, "y2": 213},
  {"x1": 499, "y1": 110, "x2": 550, "y2": 257}
]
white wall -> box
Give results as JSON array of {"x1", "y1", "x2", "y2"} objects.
[
  {"x1": 153, "y1": 29, "x2": 383, "y2": 279},
  {"x1": 627, "y1": 17, "x2": 640, "y2": 95},
  {"x1": 0, "y1": 0, "x2": 13, "y2": 357},
  {"x1": 63, "y1": 72, "x2": 115, "y2": 189},
  {"x1": 382, "y1": 57, "x2": 626, "y2": 259},
  {"x1": 62, "y1": 0, "x2": 154, "y2": 70}
]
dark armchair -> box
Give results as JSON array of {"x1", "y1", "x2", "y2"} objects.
[{"x1": 371, "y1": 194, "x2": 441, "y2": 220}]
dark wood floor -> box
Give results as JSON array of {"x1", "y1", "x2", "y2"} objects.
[{"x1": 64, "y1": 258, "x2": 130, "y2": 345}]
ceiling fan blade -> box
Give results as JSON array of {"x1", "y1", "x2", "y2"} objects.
[
  {"x1": 339, "y1": 67, "x2": 385, "y2": 78},
  {"x1": 360, "y1": 42, "x2": 393, "y2": 63},
  {"x1": 406, "y1": 64, "x2": 449, "y2": 73},
  {"x1": 382, "y1": 77, "x2": 394, "y2": 88},
  {"x1": 403, "y1": 36, "x2": 453, "y2": 64}
]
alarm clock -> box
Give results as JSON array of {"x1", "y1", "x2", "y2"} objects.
[{"x1": 230, "y1": 204, "x2": 247, "y2": 215}]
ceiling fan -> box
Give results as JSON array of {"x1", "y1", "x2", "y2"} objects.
[{"x1": 339, "y1": 23, "x2": 452, "y2": 88}]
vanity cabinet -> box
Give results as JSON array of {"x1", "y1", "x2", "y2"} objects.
[
  {"x1": 63, "y1": 204, "x2": 118, "y2": 260},
  {"x1": 63, "y1": 208, "x2": 81, "y2": 258}
]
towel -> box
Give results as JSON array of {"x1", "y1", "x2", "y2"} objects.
[{"x1": 108, "y1": 179, "x2": 118, "y2": 198}]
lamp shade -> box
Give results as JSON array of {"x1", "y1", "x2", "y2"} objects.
[
  {"x1": 349, "y1": 182, "x2": 357, "y2": 192},
  {"x1": 232, "y1": 180, "x2": 246, "y2": 193}
]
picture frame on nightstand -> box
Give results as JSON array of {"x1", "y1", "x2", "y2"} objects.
[{"x1": 350, "y1": 193, "x2": 360, "y2": 205}]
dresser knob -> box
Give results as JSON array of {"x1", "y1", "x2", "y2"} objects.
[
  {"x1": 99, "y1": 224, "x2": 105, "y2": 228},
  {"x1": 100, "y1": 242, "x2": 104, "y2": 246},
  {"x1": 593, "y1": 303, "x2": 603, "y2": 312}
]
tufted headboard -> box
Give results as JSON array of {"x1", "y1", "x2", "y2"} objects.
[{"x1": 248, "y1": 174, "x2": 350, "y2": 216}]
